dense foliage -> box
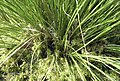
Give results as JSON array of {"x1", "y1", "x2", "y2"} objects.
[{"x1": 0, "y1": 0, "x2": 120, "y2": 81}]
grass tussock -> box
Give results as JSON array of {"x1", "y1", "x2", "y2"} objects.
[{"x1": 0, "y1": 0, "x2": 120, "y2": 81}]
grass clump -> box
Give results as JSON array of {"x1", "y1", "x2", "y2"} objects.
[{"x1": 0, "y1": 0, "x2": 120, "y2": 81}]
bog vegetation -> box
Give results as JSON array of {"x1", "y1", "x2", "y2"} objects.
[{"x1": 0, "y1": 0, "x2": 120, "y2": 81}]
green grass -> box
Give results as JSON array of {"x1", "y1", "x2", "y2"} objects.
[{"x1": 0, "y1": 0, "x2": 120, "y2": 81}]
